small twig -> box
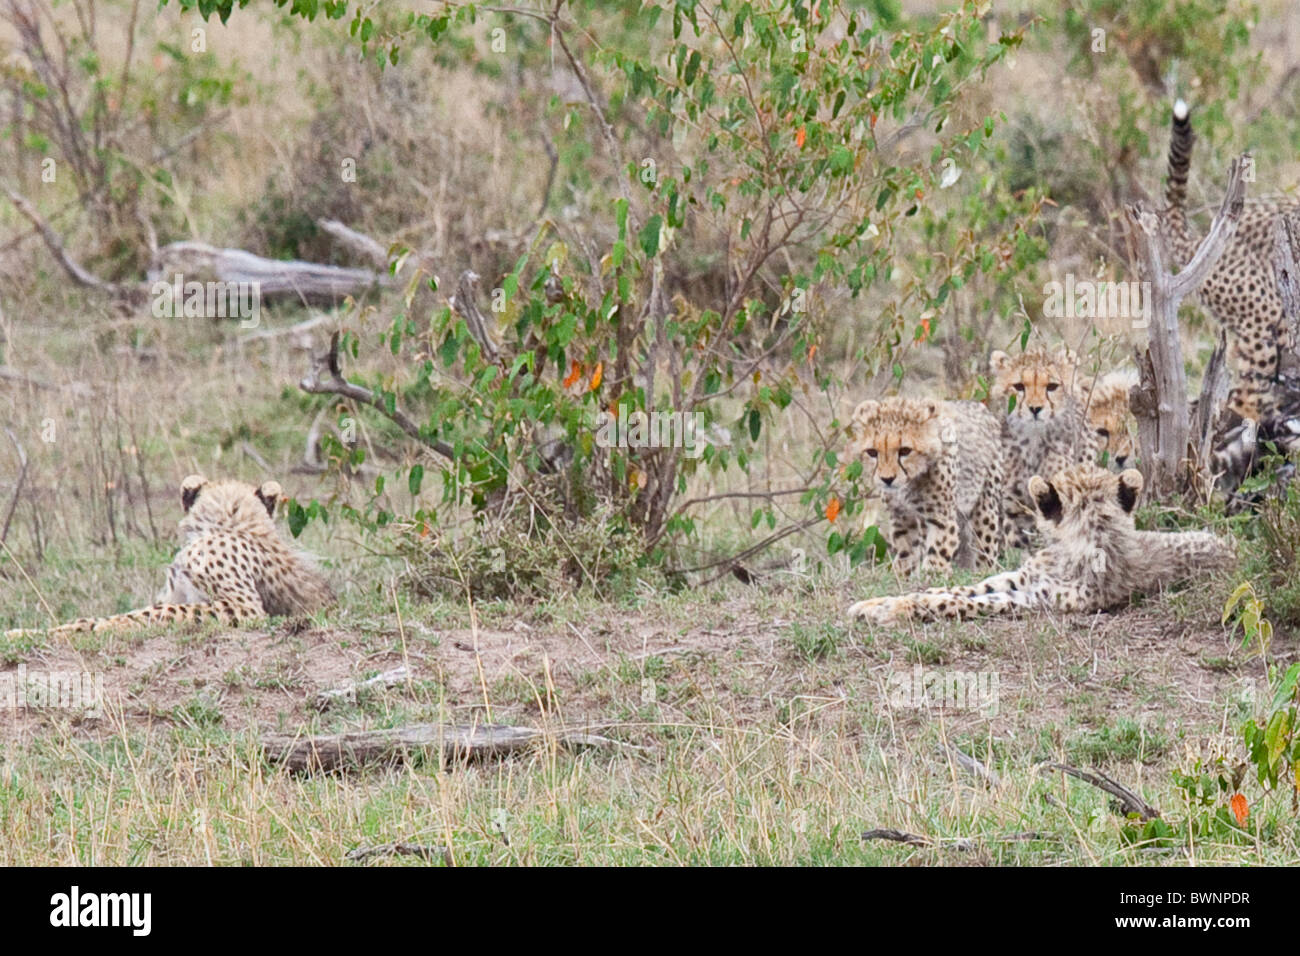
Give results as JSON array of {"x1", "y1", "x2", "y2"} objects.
[
  {"x1": 4, "y1": 188, "x2": 143, "y2": 304},
  {"x1": 239, "y1": 441, "x2": 272, "y2": 473},
  {"x1": 1045, "y1": 763, "x2": 1161, "y2": 821},
  {"x1": 937, "y1": 743, "x2": 1002, "y2": 789},
  {"x1": 299, "y1": 332, "x2": 455, "y2": 462},
  {"x1": 668, "y1": 516, "x2": 820, "y2": 582},
  {"x1": 449, "y1": 270, "x2": 500, "y2": 363},
  {"x1": 862, "y1": 828, "x2": 1054, "y2": 851},
  {"x1": 314, "y1": 666, "x2": 411, "y2": 711},
  {"x1": 243, "y1": 312, "x2": 333, "y2": 344},
  {"x1": 1, "y1": 427, "x2": 28, "y2": 544},
  {"x1": 345, "y1": 842, "x2": 450, "y2": 865}
]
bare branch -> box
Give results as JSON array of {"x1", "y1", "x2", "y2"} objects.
[
  {"x1": 4, "y1": 188, "x2": 142, "y2": 302},
  {"x1": 317, "y1": 218, "x2": 389, "y2": 270},
  {"x1": 299, "y1": 332, "x2": 455, "y2": 462}
]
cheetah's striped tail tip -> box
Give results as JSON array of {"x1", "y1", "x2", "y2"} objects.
[{"x1": 1173, "y1": 98, "x2": 1189, "y2": 121}]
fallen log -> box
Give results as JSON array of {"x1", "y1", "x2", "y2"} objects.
[
  {"x1": 262, "y1": 722, "x2": 639, "y2": 772},
  {"x1": 5, "y1": 186, "x2": 392, "y2": 310},
  {"x1": 149, "y1": 240, "x2": 390, "y2": 306}
]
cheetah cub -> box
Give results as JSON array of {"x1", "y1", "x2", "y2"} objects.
[
  {"x1": 1079, "y1": 369, "x2": 1138, "y2": 470},
  {"x1": 849, "y1": 397, "x2": 1004, "y2": 576},
  {"x1": 5, "y1": 475, "x2": 334, "y2": 638},
  {"x1": 989, "y1": 347, "x2": 1099, "y2": 546},
  {"x1": 846, "y1": 464, "x2": 1233, "y2": 625}
]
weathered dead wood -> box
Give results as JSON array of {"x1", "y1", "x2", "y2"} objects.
[
  {"x1": 449, "y1": 270, "x2": 500, "y2": 362},
  {"x1": 1126, "y1": 154, "x2": 1248, "y2": 499},
  {"x1": 149, "y1": 241, "x2": 389, "y2": 305},
  {"x1": 345, "y1": 842, "x2": 450, "y2": 865},
  {"x1": 299, "y1": 331, "x2": 455, "y2": 462},
  {"x1": 1274, "y1": 210, "x2": 1300, "y2": 355},
  {"x1": 937, "y1": 743, "x2": 1001, "y2": 789},
  {"x1": 1045, "y1": 762, "x2": 1161, "y2": 821},
  {"x1": 1192, "y1": 329, "x2": 1231, "y2": 484},
  {"x1": 314, "y1": 666, "x2": 410, "y2": 711},
  {"x1": 7, "y1": 186, "x2": 394, "y2": 308},
  {"x1": 861, "y1": 828, "x2": 1054, "y2": 852},
  {"x1": 316, "y1": 218, "x2": 389, "y2": 270},
  {"x1": 262, "y1": 722, "x2": 640, "y2": 772}
]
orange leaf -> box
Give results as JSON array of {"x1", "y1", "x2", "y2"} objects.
[
  {"x1": 825, "y1": 497, "x2": 841, "y2": 523},
  {"x1": 795, "y1": 126, "x2": 806, "y2": 149},
  {"x1": 562, "y1": 360, "x2": 581, "y2": 389},
  {"x1": 869, "y1": 113, "x2": 878, "y2": 130},
  {"x1": 588, "y1": 361, "x2": 603, "y2": 392},
  {"x1": 807, "y1": 343, "x2": 818, "y2": 362},
  {"x1": 917, "y1": 318, "x2": 931, "y2": 343},
  {"x1": 914, "y1": 188, "x2": 924, "y2": 200},
  {"x1": 1230, "y1": 793, "x2": 1248, "y2": 826}
]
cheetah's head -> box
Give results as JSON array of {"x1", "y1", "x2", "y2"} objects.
[
  {"x1": 179, "y1": 474, "x2": 283, "y2": 529},
  {"x1": 849, "y1": 397, "x2": 944, "y2": 494},
  {"x1": 990, "y1": 347, "x2": 1078, "y2": 423},
  {"x1": 1080, "y1": 370, "x2": 1138, "y2": 469},
  {"x1": 1027, "y1": 465, "x2": 1142, "y2": 539}
]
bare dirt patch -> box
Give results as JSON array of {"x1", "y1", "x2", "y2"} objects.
[{"x1": 0, "y1": 586, "x2": 1262, "y2": 760}]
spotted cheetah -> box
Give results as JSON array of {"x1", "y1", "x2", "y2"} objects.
[
  {"x1": 4, "y1": 475, "x2": 334, "y2": 637},
  {"x1": 1079, "y1": 369, "x2": 1138, "y2": 469},
  {"x1": 989, "y1": 347, "x2": 1099, "y2": 546},
  {"x1": 846, "y1": 464, "x2": 1233, "y2": 624},
  {"x1": 1162, "y1": 99, "x2": 1298, "y2": 420},
  {"x1": 849, "y1": 397, "x2": 1004, "y2": 576}
]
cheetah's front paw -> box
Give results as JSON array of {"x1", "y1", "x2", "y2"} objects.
[{"x1": 845, "y1": 596, "x2": 914, "y2": 625}]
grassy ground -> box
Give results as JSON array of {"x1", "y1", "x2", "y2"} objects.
[
  {"x1": 3, "y1": 1, "x2": 1300, "y2": 867},
  {"x1": 2, "y1": 512, "x2": 1295, "y2": 864}
]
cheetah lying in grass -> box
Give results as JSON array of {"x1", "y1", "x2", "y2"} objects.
[
  {"x1": 5, "y1": 475, "x2": 334, "y2": 638},
  {"x1": 847, "y1": 465, "x2": 1233, "y2": 625}
]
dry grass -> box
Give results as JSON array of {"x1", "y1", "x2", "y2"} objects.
[{"x1": 2, "y1": 1, "x2": 1300, "y2": 866}]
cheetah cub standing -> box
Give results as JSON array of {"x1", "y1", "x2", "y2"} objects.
[
  {"x1": 5, "y1": 475, "x2": 334, "y2": 638},
  {"x1": 846, "y1": 464, "x2": 1233, "y2": 625},
  {"x1": 849, "y1": 397, "x2": 1004, "y2": 575},
  {"x1": 989, "y1": 347, "x2": 1099, "y2": 546}
]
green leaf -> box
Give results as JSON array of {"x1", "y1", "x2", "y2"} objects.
[
  {"x1": 287, "y1": 500, "x2": 308, "y2": 538},
  {"x1": 1265, "y1": 709, "x2": 1291, "y2": 768},
  {"x1": 638, "y1": 215, "x2": 664, "y2": 258},
  {"x1": 409, "y1": 464, "x2": 425, "y2": 496}
]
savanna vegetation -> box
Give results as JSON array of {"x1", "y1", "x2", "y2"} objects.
[{"x1": 0, "y1": 0, "x2": 1298, "y2": 865}]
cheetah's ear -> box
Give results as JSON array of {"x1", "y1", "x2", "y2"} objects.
[
  {"x1": 989, "y1": 350, "x2": 1010, "y2": 374},
  {"x1": 180, "y1": 474, "x2": 207, "y2": 513},
  {"x1": 1116, "y1": 469, "x2": 1143, "y2": 514},
  {"x1": 1028, "y1": 475, "x2": 1063, "y2": 524},
  {"x1": 923, "y1": 400, "x2": 939, "y2": 420},
  {"x1": 255, "y1": 480, "x2": 283, "y2": 518},
  {"x1": 851, "y1": 400, "x2": 879, "y2": 428}
]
